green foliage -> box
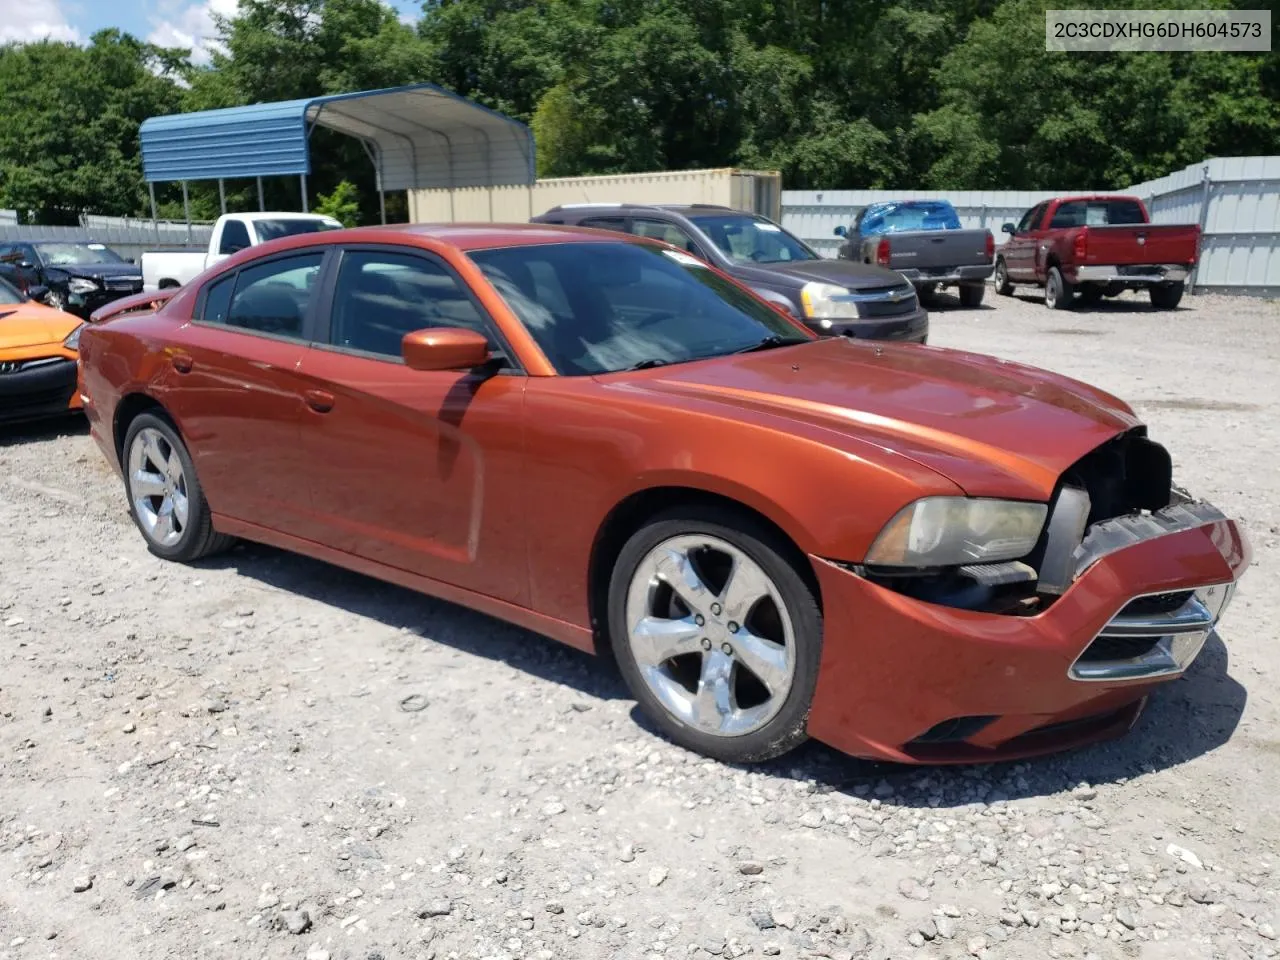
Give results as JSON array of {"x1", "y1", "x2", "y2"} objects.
[
  {"x1": 315, "y1": 180, "x2": 362, "y2": 226},
  {"x1": 0, "y1": 0, "x2": 1276, "y2": 223}
]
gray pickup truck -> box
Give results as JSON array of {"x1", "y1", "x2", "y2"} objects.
[{"x1": 833, "y1": 199, "x2": 994, "y2": 308}]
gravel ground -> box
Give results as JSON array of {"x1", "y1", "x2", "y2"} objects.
[{"x1": 2, "y1": 287, "x2": 1279, "y2": 960}]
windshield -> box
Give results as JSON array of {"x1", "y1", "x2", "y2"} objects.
[
  {"x1": 859, "y1": 201, "x2": 962, "y2": 235},
  {"x1": 0, "y1": 277, "x2": 24, "y2": 305},
  {"x1": 689, "y1": 214, "x2": 818, "y2": 265},
  {"x1": 468, "y1": 241, "x2": 812, "y2": 376},
  {"x1": 34, "y1": 242, "x2": 124, "y2": 266},
  {"x1": 255, "y1": 219, "x2": 344, "y2": 242}
]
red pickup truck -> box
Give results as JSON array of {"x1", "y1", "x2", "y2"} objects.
[{"x1": 994, "y1": 195, "x2": 1200, "y2": 310}]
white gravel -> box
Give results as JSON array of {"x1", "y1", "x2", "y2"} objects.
[{"x1": 2, "y1": 288, "x2": 1279, "y2": 960}]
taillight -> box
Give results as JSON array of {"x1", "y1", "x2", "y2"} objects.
[
  {"x1": 876, "y1": 237, "x2": 890, "y2": 267},
  {"x1": 1073, "y1": 229, "x2": 1088, "y2": 261},
  {"x1": 984, "y1": 232, "x2": 995, "y2": 260}
]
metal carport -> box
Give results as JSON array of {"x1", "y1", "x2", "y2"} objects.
[{"x1": 139, "y1": 83, "x2": 536, "y2": 224}]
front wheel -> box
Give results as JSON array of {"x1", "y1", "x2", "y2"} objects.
[
  {"x1": 1149, "y1": 282, "x2": 1184, "y2": 310},
  {"x1": 608, "y1": 507, "x2": 823, "y2": 764},
  {"x1": 1045, "y1": 266, "x2": 1074, "y2": 310},
  {"x1": 993, "y1": 258, "x2": 1013, "y2": 296},
  {"x1": 122, "y1": 412, "x2": 234, "y2": 562}
]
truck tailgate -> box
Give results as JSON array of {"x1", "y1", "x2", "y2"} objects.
[
  {"x1": 884, "y1": 229, "x2": 992, "y2": 272},
  {"x1": 1081, "y1": 224, "x2": 1199, "y2": 265}
]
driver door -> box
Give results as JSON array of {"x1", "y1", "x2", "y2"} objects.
[
  {"x1": 293, "y1": 245, "x2": 531, "y2": 604},
  {"x1": 1003, "y1": 203, "x2": 1046, "y2": 281}
]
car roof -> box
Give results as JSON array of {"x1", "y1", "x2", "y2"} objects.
[
  {"x1": 219, "y1": 222, "x2": 654, "y2": 256},
  {"x1": 536, "y1": 203, "x2": 746, "y2": 219}
]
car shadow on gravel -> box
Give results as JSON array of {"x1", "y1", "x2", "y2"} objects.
[
  {"x1": 743, "y1": 632, "x2": 1246, "y2": 806},
  {"x1": 920, "y1": 291, "x2": 996, "y2": 312},
  {"x1": 195, "y1": 541, "x2": 631, "y2": 703},
  {"x1": 1009, "y1": 292, "x2": 1193, "y2": 314},
  {"x1": 0, "y1": 414, "x2": 88, "y2": 447}
]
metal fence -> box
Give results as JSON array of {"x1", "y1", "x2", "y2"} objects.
[
  {"x1": 0, "y1": 215, "x2": 212, "y2": 262},
  {"x1": 781, "y1": 155, "x2": 1280, "y2": 298}
]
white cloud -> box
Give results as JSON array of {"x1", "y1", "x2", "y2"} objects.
[
  {"x1": 0, "y1": 0, "x2": 81, "y2": 44},
  {"x1": 147, "y1": 0, "x2": 236, "y2": 65}
]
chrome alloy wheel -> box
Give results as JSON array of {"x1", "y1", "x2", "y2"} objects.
[
  {"x1": 624, "y1": 534, "x2": 797, "y2": 737},
  {"x1": 127, "y1": 427, "x2": 189, "y2": 548}
]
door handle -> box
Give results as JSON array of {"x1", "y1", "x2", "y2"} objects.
[
  {"x1": 171, "y1": 353, "x2": 193, "y2": 374},
  {"x1": 303, "y1": 389, "x2": 335, "y2": 413}
]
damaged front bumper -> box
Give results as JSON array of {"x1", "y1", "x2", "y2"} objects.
[{"x1": 804, "y1": 493, "x2": 1251, "y2": 764}]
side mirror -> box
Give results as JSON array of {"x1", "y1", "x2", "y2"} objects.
[
  {"x1": 1001, "y1": 222, "x2": 1016, "y2": 235},
  {"x1": 27, "y1": 284, "x2": 49, "y2": 302},
  {"x1": 126, "y1": 257, "x2": 136, "y2": 264},
  {"x1": 833, "y1": 225, "x2": 847, "y2": 238},
  {"x1": 402, "y1": 327, "x2": 491, "y2": 371},
  {"x1": 17, "y1": 259, "x2": 34, "y2": 269}
]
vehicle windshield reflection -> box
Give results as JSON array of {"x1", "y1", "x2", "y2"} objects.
[{"x1": 468, "y1": 242, "x2": 811, "y2": 376}]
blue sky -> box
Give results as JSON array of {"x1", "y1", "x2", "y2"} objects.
[{"x1": 1, "y1": 1, "x2": 422, "y2": 58}]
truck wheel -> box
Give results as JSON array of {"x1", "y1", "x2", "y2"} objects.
[
  {"x1": 959, "y1": 283, "x2": 985, "y2": 308},
  {"x1": 1045, "y1": 267, "x2": 1074, "y2": 310},
  {"x1": 1149, "y1": 283, "x2": 1184, "y2": 310},
  {"x1": 993, "y1": 258, "x2": 1013, "y2": 296}
]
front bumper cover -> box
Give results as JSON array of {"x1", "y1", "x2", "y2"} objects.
[
  {"x1": 0, "y1": 355, "x2": 80, "y2": 424},
  {"x1": 807, "y1": 305, "x2": 929, "y2": 344},
  {"x1": 805, "y1": 500, "x2": 1250, "y2": 763}
]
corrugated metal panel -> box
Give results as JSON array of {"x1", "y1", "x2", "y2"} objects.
[
  {"x1": 139, "y1": 84, "x2": 535, "y2": 190},
  {"x1": 0, "y1": 223, "x2": 209, "y2": 262}
]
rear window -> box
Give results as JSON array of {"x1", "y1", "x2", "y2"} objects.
[
  {"x1": 1050, "y1": 200, "x2": 1146, "y2": 228},
  {"x1": 859, "y1": 201, "x2": 961, "y2": 235},
  {"x1": 254, "y1": 219, "x2": 343, "y2": 242}
]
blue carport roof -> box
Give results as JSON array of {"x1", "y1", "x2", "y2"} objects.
[{"x1": 139, "y1": 83, "x2": 535, "y2": 191}]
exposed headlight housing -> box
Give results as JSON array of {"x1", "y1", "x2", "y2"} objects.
[
  {"x1": 68, "y1": 277, "x2": 99, "y2": 294},
  {"x1": 800, "y1": 281, "x2": 860, "y2": 319},
  {"x1": 63, "y1": 322, "x2": 86, "y2": 351},
  {"x1": 865, "y1": 497, "x2": 1048, "y2": 568}
]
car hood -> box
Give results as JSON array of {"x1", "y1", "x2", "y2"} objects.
[
  {"x1": 615, "y1": 337, "x2": 1142, "y2": 500},
  {"x1": 53, "y1": 262, "x2": 142, "y2": 281},
  {"x1": 0, "y1": 303, "x2": 80, "y2": 350},
  {"x1": 730, "y1": 258, "x2": 908, "y2": 291}
]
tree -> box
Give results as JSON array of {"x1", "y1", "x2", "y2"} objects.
[
  {"x1": 0, "y1": 31, "x2": 186, "y2": 222},
  {"x1": 315, "y1": 180, "x2": 362, "y2": 225}
]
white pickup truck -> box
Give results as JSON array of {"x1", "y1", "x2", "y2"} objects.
[{"x1": 141, "y1": 212, "x2": 343, "y2": 292}]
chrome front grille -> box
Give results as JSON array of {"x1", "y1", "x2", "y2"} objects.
[{"x1": 1069, "y1": 584, "x2": 1235, "y2": 682}]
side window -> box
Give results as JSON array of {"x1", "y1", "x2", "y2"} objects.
[
  {"x1": 630, "y1": 218, "x2": 701, "y2": 256},
  {"x1": 201, "y1": 274, "x2": 235, "y2": 324},
  {"x1": 222, "y1": 253, "x2": 323, "y2": 338},
  {"x1": 219, "y1": 220, "x2": 251, "y2": 255},
  {"x1": 579, "y1": 217, "x2": 629, "y2": 234},
  {"x1": 329, "y1": 250, "x2": 493, "y2": 359},
  {"x1": 1015, "y1": 204, "x2": 1043, "y2": 234}
]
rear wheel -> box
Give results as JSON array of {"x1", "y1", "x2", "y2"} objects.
[
  {"x1": 122, "y1": 412, "x2": 234, "y2": 562},
  {"x1": 1149, "y1": 282, "x2": 1184, "y2": 310},
  {"x1": 959, "y1": 283, "x2": 985, "y2": 308},
  {"x1": 993, "y1": 258, "x2": 1013, "y2": 296},
  {"x1": 917, "y1": 283, "x2": 938, "y2": 307},
  {"x1": 608, "y1": 507, "x2": 823, "y2": 764},
  {"x1": 1045, "y1": 266, "x2": 1074, "y2": 310}
]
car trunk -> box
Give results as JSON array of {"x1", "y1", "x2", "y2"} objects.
[
  {"x1": 1077, "y1": 224, "x2": 1200, "y2": 266},
  {"x1": 879, "y1": 229, "x2": 992, "y2": 273}
]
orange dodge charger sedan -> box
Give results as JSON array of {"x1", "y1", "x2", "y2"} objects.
[{"x1": 77, "y1": 224, "x2": 1251, "y2": 765}]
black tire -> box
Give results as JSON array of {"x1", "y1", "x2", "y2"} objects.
[
  {"x1": 122, "y1": 412, "x2": 234, "y2": 562},
  {"x1": 1149, "y1": 282, "x2": 1184, "y2": 310},
  {"x1": 958, "y1": 283, "x2": 985, "y2": 308},
  {"x1": 917, "y1": 283, "x2": 938, "y2": 307},
  {"x1": 1045, "y1": 266, "x2": 1074, "y2": 310},
  {"x1": 1077, "y1": 285, "x2": 1103, "y2": 306},
  {"x1": 993, "y1": 258, "x2": 1013, "y2": 296},
  {"x1": 607, "y1": 506, "x2": 824, "y2": 764}
]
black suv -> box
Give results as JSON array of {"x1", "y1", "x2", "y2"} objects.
[
  {"x1": 530, "y1": 204, "x2": 927, "y2": 343},
  {"x1": 0, "y1": 241, "x2": 143, "y2": 318}
]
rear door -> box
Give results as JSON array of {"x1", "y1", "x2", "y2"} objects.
[
  {"x1": 628, "y1": 217, "x2": 711, "y2": 259},
  {"x1": 292, "y1": 245, "x2": 531, "y2": 602},
  {"x1": 160, "y1": 250, "x2": 327, "y2": 535},
  {"x1": 1003, "y1": 203, "x2": 1047, "y2": 281}
]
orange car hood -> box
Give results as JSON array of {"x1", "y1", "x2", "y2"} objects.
[
  {"x1": 0, "y1": 303, "x2": 79, "y2": 351},
  {"x1": 618, "y1": 337, "x2": 1142, "y2": 500}
]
